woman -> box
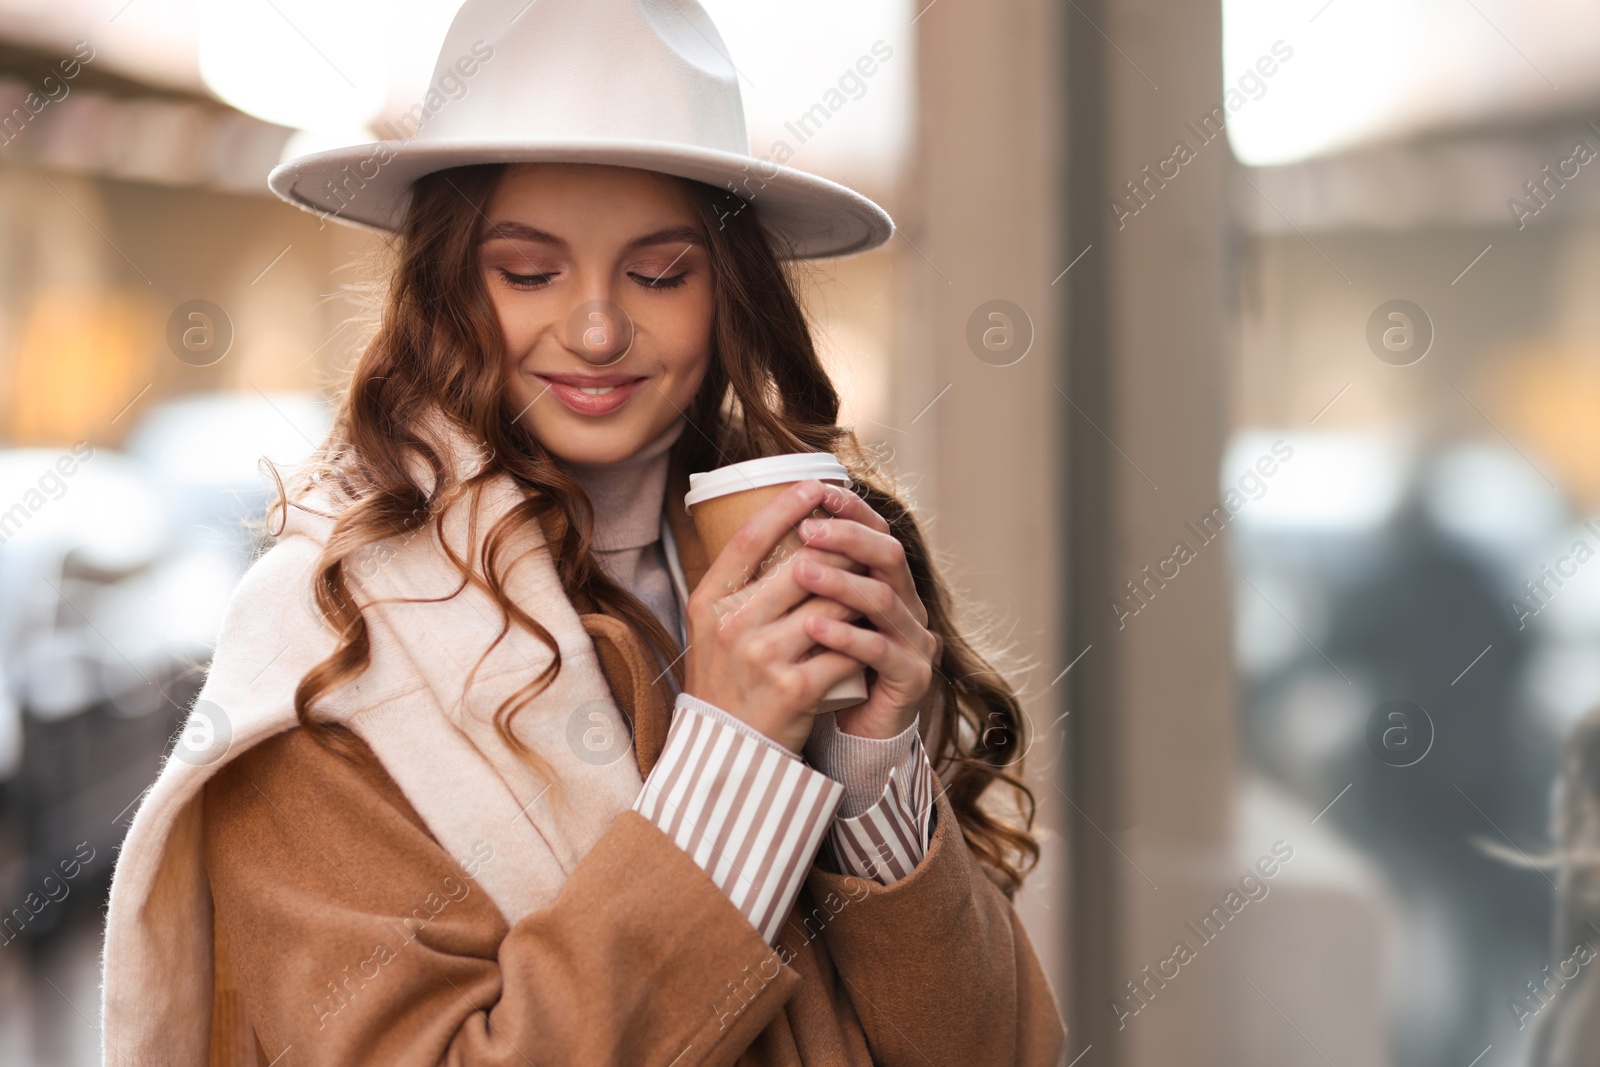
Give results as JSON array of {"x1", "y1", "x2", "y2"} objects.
[{"x1": 100, "y1": 1, "x2": 1066, "y2": 1063}]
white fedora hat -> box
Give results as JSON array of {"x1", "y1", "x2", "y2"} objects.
[{"x1": 266, "y1": 0, "x2": 895, "y2": 260}]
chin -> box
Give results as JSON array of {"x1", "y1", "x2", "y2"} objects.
[{"x1": 524, "y1": 415, "x2": 653, "y2": 467}]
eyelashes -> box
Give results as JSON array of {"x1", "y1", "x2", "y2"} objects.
[
  {"x1": 496, "y1": 268, "x2": 552, "y2": 289},
  {"x1": 494, "y1": 268, "x2": 690, "y2": 291},
  {"x1": 633, "y1": 271, "x2": 690, "y2": 290}
]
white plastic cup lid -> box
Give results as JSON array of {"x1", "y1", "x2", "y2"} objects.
[{"x1": 684, "y1": 452, "x2": 851, "y2": 509}]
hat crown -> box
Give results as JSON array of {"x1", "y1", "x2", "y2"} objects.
[
  {"x1": 418, "y1": 0, "x2": 748, "y2": 153},
  {"x1": 267, "y1": 0, "x2": 893, "y2": 257}
]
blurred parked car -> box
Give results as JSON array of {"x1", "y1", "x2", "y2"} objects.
[{"x1": 0, "y1": 391, "x2": 329, "y2": 942}]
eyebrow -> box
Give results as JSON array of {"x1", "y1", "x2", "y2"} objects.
[{"x1": 479, "y1": 221, "x2": 705, "y2": 250}]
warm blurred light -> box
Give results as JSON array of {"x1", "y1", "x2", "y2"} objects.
[
  {"x1": 5, "y1": 288, "x2": 155, "y2": 446},
  {"x1": 1478, "y1": 342, "x2": 1600, "y2": 513},
  {"x1": 1223, "y1": 0, "x2": 1600, "y2": 166},
  {"x1": 198, "y1": 0, "x2": 387, "y2": 132},
  {"x1": 813, "y1": 319, "x2": 891, "y2": 434}
]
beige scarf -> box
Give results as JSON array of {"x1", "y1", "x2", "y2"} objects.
[{"x1": 99, "y1": 416, "x2": 702, "y2": 1066}]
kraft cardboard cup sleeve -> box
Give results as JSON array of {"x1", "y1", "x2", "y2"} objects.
[{"x1": 685, "y1": 453, "x2": 869, "y2": 714}]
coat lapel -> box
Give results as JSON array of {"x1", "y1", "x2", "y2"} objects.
[{"x1": 582, "y1": 614, "x2": 672, "y2": 776}]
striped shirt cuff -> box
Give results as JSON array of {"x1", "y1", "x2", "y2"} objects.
[
  {"x1": 675, "y1": 692, "x2": 799, "y2": 759},
  {"x1": 633, "y1": 692, "x2": 845, "y2": 944},
  {"x1": 818, "y1": 726, "x2": 938, "y2": 885}
]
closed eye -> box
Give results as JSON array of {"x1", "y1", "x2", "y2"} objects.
[
  {"x1": 497, "y1": 267, "x2": 554, "y2": 289},
  {"x1": 496, "y1": 268, "x2": 690, "y2": 290},
  {"x1": 631, "y1": 271, "x2": 690, "y2": 290}
]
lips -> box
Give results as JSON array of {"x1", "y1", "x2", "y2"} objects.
[{"x1": 534, "y1": 372, "x2": 649, "y2": 417}]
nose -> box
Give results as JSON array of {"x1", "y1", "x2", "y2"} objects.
[{"x1": 563, "y1": 295, "x2": 635, "y2": 368}]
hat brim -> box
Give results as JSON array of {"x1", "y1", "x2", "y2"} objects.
[{"x1": 267, "y1": 137, "x2": 894, "y2": 260}]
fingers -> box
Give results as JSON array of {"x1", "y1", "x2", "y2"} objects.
[
  {"x1": 698, "y1": 478, "x2": 831, "y2": 603},
  {"x1": 816, "y1": 483, "x2": 890, "y2": 534},
  {"x1": 717, "y1": 543, "x2": 863, "y2": 630},
  {"x1": 796, "y1": 516, "x2": 926, "y2": 628},
  {"x1": 754, "y1": 594, "x2": 860, "y2": 665},
  {"x1": 803, "y1": 612, "x2": 932, "y2": 700},
  {"x1": 786, "y1": 646, "x2": 869, "y2": 706},
  {"x1": 792, "y1": 557, "x2": 938, "y2": 666}
]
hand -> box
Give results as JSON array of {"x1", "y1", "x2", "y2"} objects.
[
  {"x1": 682, "y1": 479, "x2": 872, "y2": 753},
  {"x1": 792, "y1": 483, "x2": 940, "y2": 741}
]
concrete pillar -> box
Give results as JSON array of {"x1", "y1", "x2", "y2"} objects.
[
  {"x1": 902, "y1": 0, "x2": 1070, "y2": 1018},
  {"x1": 1061, "y1": 0, "x2": 1236, "y2": 1062}
]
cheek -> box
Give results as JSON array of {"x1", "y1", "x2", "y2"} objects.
[
  {"x1": 650, "y1": 291, "x2": 715, "y2": 381},
  {"x1": 485, "y1": 280, "x2": 537, "y2": 355}
]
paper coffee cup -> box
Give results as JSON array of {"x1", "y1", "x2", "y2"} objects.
[{"x1": 685, "y1": 453, "x2": 870, "y2": 714}]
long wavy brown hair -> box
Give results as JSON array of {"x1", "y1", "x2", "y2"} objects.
[{"x1": 267, "y1": 162, "x2": 1043, "y2": 895}]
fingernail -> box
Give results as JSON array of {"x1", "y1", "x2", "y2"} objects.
[{"x1": 799, "y1": 518, "x2": 822, "y2": 538}]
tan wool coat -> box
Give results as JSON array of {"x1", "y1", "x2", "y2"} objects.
[{"x1": 104, "y1": 419, "x2": 1068, "y2": 1066}]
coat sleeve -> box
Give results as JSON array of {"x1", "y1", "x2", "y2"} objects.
[
  {"x1": 202, "y1": 724, "x2": 799, "y2": 1066},
  {"x1": 800, "y1": 789, "x2": 1068, "y2": 1067}
]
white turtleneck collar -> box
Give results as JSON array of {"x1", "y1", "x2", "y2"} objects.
[{"x1": 558, "y1": 415, "x2": 688, "y2": 551}]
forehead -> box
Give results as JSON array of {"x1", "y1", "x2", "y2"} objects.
[{"x1": 484, "y1": 162, "x2": 700, "y2": 229}]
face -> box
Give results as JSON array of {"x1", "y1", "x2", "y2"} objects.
[{"x1": 478, "y1": 162, "x2": 715, "y2": 466}]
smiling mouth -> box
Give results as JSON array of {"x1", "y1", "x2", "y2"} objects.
[
  {"x1": 533, "y1": 373, "x2": 647, "y2": 388},
  {"x1": 533, "y1": 373, "x2": 650, "y2": 416}
]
